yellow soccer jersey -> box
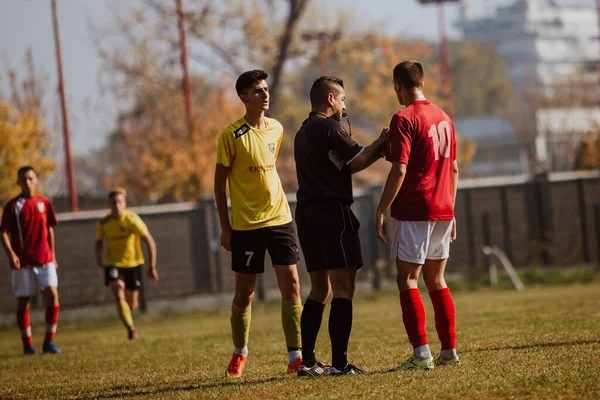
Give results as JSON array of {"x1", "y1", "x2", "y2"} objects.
[
  {"x1": 216, "y1": 116, "x2": 292, "y2": 231},
  {"x1": 96, "y1": 210, "x2": 149, "y2": 268}
]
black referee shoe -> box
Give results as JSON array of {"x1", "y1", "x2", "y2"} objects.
[
  {"x1": 329, "y1": 363, "x2": 366, "y2": 375},
  {"x1": 298, "y1": 362, "x2": 329, "y2": 377}
]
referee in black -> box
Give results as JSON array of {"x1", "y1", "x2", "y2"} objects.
[{"x1": 294, "y1": 76, "x2": 388, "y2": 376}]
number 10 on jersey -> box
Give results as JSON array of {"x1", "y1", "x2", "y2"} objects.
[{"x1": 428, "y1": 121, "x2": 452, "y2": 161}]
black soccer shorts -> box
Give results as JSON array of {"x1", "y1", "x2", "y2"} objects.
[
  {"x1": 295, "y1": 201, "x2": 364, "y2": 273},
  {"x1": 104, "y1": 265, "x2": 143, "y2": 291},
  {"x1": 231, "y1": 222, "x2": 299, "y2": 274}
]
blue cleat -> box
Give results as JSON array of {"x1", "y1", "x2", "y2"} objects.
[
  {"x1": 42, "y1": 340, "x2": 61, "y2": 354},
  {"x1": 23, "y1": 345, "x2": 37, "y2": 355}
]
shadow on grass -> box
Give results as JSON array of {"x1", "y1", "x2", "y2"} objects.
[
  {"x1": 462, "y1": 339, "x2": 599, "y2": 353},
  {"x1": 77, "y1": 376, "x2": 284, "y2": 400},
  {"x1": 0, "y1": 353, "x2": 29, "y2": 361}
]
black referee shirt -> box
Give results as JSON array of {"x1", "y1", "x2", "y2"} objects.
[{"x1": 294, "y1": 112, "x2": 364, "y2": 205}]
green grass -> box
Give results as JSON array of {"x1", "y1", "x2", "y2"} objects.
[{"x1": 1, "y1": 284, "x2": 599, "y2": 400}]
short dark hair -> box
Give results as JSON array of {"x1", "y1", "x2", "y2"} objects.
[
  {"x1": 108, "y1": 187, "x2": 127, "y2": 200},
  {"x1": 17, "y1": 166, "x2": 36, "y2": 178},
  {"x1": 393, "y1": 61, "x2": 424, "y2": 89},
  {"x1": 235, "y1": 70, "x2": 268, "y2": 95},
  {"x1": 309, "y1": 76, "x2": 344, "y2": 107}
]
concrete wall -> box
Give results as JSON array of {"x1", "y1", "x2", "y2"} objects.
[{"x1": 1, "y1": 171, "x2": 599, "y2": 313}]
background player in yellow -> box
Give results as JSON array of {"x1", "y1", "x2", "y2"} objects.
[
  {"x1": 214, "y1": 70, "x2": 302, "y2": 378},
  {"x1": 95, "y1": 188, "x2": 158, "y2": 339}
]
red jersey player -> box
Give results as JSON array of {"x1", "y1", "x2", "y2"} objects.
[
  {"x1": 1, "y1": 166, "x2": 61, "y2": 355},
  {"x1": 375, "y1": 61, "x2": 459, "y2": 370}
]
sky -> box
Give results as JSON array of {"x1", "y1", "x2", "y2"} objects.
[{"x1": 0, "y1": 0, "x2": 510, "y2": 156}]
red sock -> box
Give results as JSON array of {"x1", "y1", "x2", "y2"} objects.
[
  {"x1": 429, "y1": 288, "x2": 456, "y2": 349},
  {"x1": 45, "y1": 305, "x2": 60, "y2": 341},
  {"x1": 399, "y1": 288, "x2": 428, "y2": 348},
  {"x1": 17, "y1": 307, "x2": 33, "y2": 347}
]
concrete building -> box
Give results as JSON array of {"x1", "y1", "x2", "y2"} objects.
[
  {"x1": 457, "y1": 0, "x2": 599, "y2": 92},
  {"x1": 456, "y1": 0, "x2": 600, "y2": 174}
]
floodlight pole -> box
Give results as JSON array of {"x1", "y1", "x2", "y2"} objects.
[
  {"x1": 51, "y1": 0, "x2": 78, "y2": 211},
  {"x1": 596, "y1": 0, "x2": 600, "y2": 76},
  {"x1": 437, "y1": 0, "x2": 454, "y2": 116},
  {"x1": 176, "y1": 0, "x2": 194, "y2": 140}
]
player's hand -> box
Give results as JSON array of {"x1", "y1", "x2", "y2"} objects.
[
  {"x1": 375, "y1": 212, "x2": 388, "y2": 244},
  {"x1": 378, "y1": 127, "x2": 389, "y2": 143},
  {"x1": 220, "y1": 227, "x2": 232, "y2": 252},
  {"x1": 53, "y1": 260, "x2": 59, "y2": 270},
  {"x1": 450, "y1": 218, "x2": 457, "y2": 243},
  {"x1": 147, "y1": 266, "x2": 159, "y2": 282},
  {"x1": 9, "y1": 253, "x2": 21, "y2": 270}
]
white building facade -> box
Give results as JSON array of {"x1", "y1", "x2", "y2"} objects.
[
  {"x1": 458, "y1": 0, "x2": 599, "y2": 92},
  {"x1": 456, "y1": 0, "x2": 600, "y2": 174}
]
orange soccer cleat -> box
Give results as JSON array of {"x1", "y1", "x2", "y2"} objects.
[{"x1": 226, "y1": 353, "x2": 248, "y2": 378}]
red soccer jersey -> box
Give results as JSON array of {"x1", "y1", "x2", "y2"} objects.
[
  {"x1": 386, "y1": 100, "x2": 456, "y2": 221},
  {"x1": 0, "y1": 195, "x2": 58, "y2": 267}
]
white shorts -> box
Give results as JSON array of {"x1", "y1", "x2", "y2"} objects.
[
  {"x1": 389, "y1": 220, "x2": 453, "y2": 265},
  {"x1": 11, "y1": 262, "x2": 58, "y2": 297}
]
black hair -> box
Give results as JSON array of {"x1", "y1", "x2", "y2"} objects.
[
  {"x1": 17, "y1": 166, "x2": 36, "y2": 178},
  {"x1": 309, "y1": 76, "x2": 344, "y2": 107},
  {"x1": 235, "y1": 70, "x2": 269, "y2": 95},
  {"x1": 393, "y1": 61, "x2": 424, "y2": 89}
]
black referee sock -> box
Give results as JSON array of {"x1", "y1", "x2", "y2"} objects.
[
  {"x1": 329, "y1": 297, "x2": 353, "y2": 371},
  {"x1": 300, "y1": 299, "x2": 326, "y2": 367}
]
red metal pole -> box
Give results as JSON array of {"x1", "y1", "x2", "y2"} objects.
[
  {"x1": 51, "y1": 0, "x2": 78, "y2": 211},
  {"x1": 596, "y1": 0, "x2": 600, "y2": 76},
  {"x1": 437, "y1": 0, "x2": 454, "y2": 116},
  {"x1": 175, "y1": 0, "x2": 194, "y2": 139}
]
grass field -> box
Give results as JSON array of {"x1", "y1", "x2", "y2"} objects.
[{"x1": 1, "y1": 283, "x2": 599, "y2": 400}]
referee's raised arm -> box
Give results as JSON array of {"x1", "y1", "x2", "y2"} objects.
[{"x1": 349, "y1": 127, "x2": 388, "y2": 174}]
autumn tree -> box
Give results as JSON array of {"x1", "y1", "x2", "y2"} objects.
[
  {"x1": 450, "y1": 41, "x2": 515, "y2": 117},
  {"x1": 90, "y1": 0, "x2": 315, "y2": 202},
  {"x1": 574, "y1": 128, "x2": 600, "y2": 170},
  {"x1": 0, "y1": 51, "x2": 55, "y2": 210},
  {"x1": 92, "y1": 1, "x2": 482, "y2": 202},
  {"x1": 277, "y1": 32, "x2": 477, "y2": 187}
]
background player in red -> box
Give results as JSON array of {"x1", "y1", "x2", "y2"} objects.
[
  {"x1": 1, "y1": 166, "x2": 61, "y2": 355},
  {"x1": 375, "y1": 61, "x2": 460, "y2": 370}
]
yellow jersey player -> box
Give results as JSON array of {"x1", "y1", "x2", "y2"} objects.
[
  {"x1": 95, "y1": 188, "x2": 158, "y2": 339},
  {"x1": 214, "y1": 70, "x2": 302, "y2": 378}
]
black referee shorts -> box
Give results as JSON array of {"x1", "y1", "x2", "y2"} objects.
[
  {"x1": 295, "y1": 201, "x2": 364, "y2": 273},
  {"x1": 231, "y1": 222, "x2": 299, "y2": 274}
]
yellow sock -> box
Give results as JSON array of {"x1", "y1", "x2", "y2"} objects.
[
  {"x1": 281, "y1": 299, "x2": 302, "y2": 350},
  {"x1": 117, "y1": 301, "x2": 134, "y2": 329},
  {"x1": 231, "y1": 302, "x2": 251, "y2": 350}
]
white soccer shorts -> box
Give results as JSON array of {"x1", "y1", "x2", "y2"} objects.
[
  {"x1": 389, "y1": 220, "x2": 453, "y2": 265},
  {"x1": 11, "y1": 262, "x2": 58, "y2": 297}
]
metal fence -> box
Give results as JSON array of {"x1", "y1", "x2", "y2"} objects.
[{"x1": 1, "y1": 170, "x2": 599, "y2": 314}]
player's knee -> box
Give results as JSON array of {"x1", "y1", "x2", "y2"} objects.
[
  {"x1": 234, "y1": 291, "x2": 254, "y2": 308},
  {"x1": 396, "y1": 274, "x2": 417, "y2": 291},
  {"x1": 17, "y1": 298, "x2": 30, "y2": 310},
  {"x1": 42, "y1": 287, "x2": 59, "y2": 304},
  {"x1": 331, "y1": 279, "x2": 354, "y2": 299},
  {"x1": 424, "y1": 275, "x2": 446, "y2": 291},
  {"x1": 310, "y1": 282, "x2": 330, "y2": 303}
]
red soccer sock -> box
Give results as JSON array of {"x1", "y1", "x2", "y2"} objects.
[
  {"x1": 45, "y1": 305, "x2": 60, "y2": 342},
  {"x1": 399, "y1": 288, "x2": 428, "y2": 348},
  {"x1": 17, "y1": 307, "x2": 33, "y2": 347},
  {"x1": 429, "y1": 288, "x2": 456, "y2": 350}
]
